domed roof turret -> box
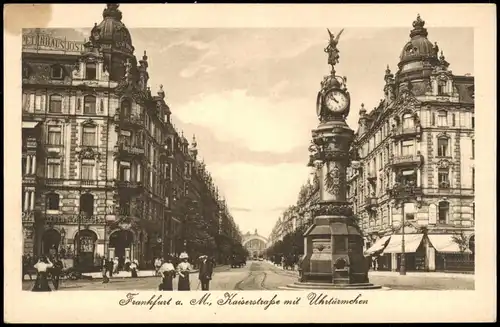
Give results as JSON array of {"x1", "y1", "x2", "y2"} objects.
[
  {"x1": 399, "y1": 15, "x2": 439, "y2": 66},
  {"x1": 90, "y1": 4, "x2": 134, "y2": 54}
]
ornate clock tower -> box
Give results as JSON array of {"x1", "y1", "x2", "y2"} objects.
[{"x1": 285, "y1": 29, "x2": 380, "y2": 290}]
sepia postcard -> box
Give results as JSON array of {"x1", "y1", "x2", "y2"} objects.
[{"x1": 3, "y1": 3, "x2": 497, "y2": 324}]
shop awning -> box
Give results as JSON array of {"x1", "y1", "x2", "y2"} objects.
[
  {"x1": 364, "y1": 235, "x2": 391, "y2": 256},
  {"x1": 22, "y1": 121, "x2": 40, "y2": 129},
  {"x1": 427, "y1": 234, "x2": 472, "y2": 253},
  {"x1": 382, "y1": 234, "x2": 424, "y2": 254}
]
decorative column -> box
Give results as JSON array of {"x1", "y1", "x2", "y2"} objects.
[
  {"x1": 26, "y1": 155, "x2": 31, "y2": 175},
  {"x1": 31, "y1": 156, "x2": 36, "y2": 175},
  {"x1": 286, "y1": 29, "x2": 380, "y2": 290}
]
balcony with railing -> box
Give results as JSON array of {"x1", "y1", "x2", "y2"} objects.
[
  {"x1": 388, "y1": 153, "x2": 423, "y2": 167},
  {"x1": 114, "y1": 112, "x2": 144, "y2": 129},
  {"x1": 387, "y1": 182, "x2": 423, "y2": 200},
  {"x1": 391, "y1": 125, "x2": 422, "y2": 140},
  {"x1": 44, "y1": 178, "x2": 65, "y2": 186},
  {"x1": 115, "y1": 179, "x2": 144, "y2": 191}
]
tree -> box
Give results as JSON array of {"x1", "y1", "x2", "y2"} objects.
[
  {"x1": 451, "y1": 231, "x2": 469, "y2": 254},
  {"x1": 183, "y1": 200, "x2": 217, "y2": 257}
]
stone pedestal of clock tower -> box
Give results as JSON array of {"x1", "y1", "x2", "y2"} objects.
[{"x1": 282, "y1": 29, "x2": 381, "y2": 290}]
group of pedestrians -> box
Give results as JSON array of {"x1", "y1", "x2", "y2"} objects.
[
  {"x1": 30, "y1": 255, "x2": 64, "y2": 292},
  {"x1": 157, "y1": 252, "x2": 214, "y2": 291},
  {"x1": 101, "y1": 256, "x2": 139, "y2": 283}
]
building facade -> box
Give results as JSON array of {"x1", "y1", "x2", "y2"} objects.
[
  {"x1": 242, "y1": 230, "x2": 268, "y2": 258},
  {"x1": 346, "y1": 15, "x2": 475, "y2": 272},
  {"x1": 21, "y1": 4, "x2": 241, "y2": 269}
]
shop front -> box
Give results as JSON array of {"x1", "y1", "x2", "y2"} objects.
[
  {"x1": 427, "y1": 234, "x2": 474, "y2": 272},
  {"x1": 382, "y1": 234, "x2": 427, "y2": 272}
]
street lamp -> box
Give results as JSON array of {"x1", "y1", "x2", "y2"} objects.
[{"x1": 400, "y1": 203, "x2": 406, "y2": 276}]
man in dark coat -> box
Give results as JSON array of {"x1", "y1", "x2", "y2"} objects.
[
  {"x1": 198, "y1": 255, "x2": 214, "y2": 291},
  {"x1": 51, "y1": 256, "x2": 63, "y2": 290}
]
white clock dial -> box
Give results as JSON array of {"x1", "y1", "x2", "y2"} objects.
[{"x1": 325, "y1": 90, "x2": 349, "y2": 113}]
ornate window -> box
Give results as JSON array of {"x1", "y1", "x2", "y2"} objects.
[
  {"x1": 79, "y1": 193, "x2": 94, "y2": 216},
  {"x1": 401, "y1": 140, "x2": 414, "y2": 156},
  {"x1": 120, "y1": 162, "x2": 131, "y2": 181},
  {"x1": 46, "y1": 192, "x2": 60, "y2": 210},
  {"x1": 49, "y1": 94, "x2": 62, "y2": 113},
  {"x1": 83, "y1": 95, "x2": 97, "y2": 114},
  {"x1": 403, "y1": 202, "x2": 415, "y2": 220},
  {"x1": 438, "y1": 80, "x2": 447, "y2": 95},
  {"x1": 85, "y1": 62, "x2": 97, "y2": 80},
  {"x1": 437, "y1": 110, "x2": 447, "y2": 127},
  {"x1": 81, "y1": 159, "x2": 95, "y2": 180},
  {"x1": 437, "y1": 136, "x2": 449, "y2": 157},
  {"x1": 402, "y1": 113, "x2": 414, "y2": 129},
  {"x1": 47, "y1": 160, "x2": 61, "y2": 178},
  {"x1": 47, "y1": 126, "x2": 62, "y2": 145},
  {"x1": 82, "y1": 126, "x2": 97, "y2": 146},
  {"x1": 438, "y1": 201, "x2": 449, "y2": 224},
  {"x1": 438, "y1": 168, "x2": 450, "y2": 188},
  {"x1": 51, "y1": 65, "x2": 64, "y2": 80},
  {"x1": 121, "y1": 99, "x2": 132, "y2": 117}
]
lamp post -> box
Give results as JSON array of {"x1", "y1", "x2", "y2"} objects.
[
  {"x1": 60, "y1": 228, "x2": 66, "y2": 257},
  {"x1": 400, "y1": 202, "x2": 406, "y2": 275}
]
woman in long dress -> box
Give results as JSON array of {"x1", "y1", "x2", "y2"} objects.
[
  {"x1": 177, "y1": 252, "x2": 192, "y2": 291},
  {"x1": 32, "y1": 256, "x2": 54, "y2": 292},
  {"x1": 158, "y1": 256, "x2": 176, "y2": 291}
]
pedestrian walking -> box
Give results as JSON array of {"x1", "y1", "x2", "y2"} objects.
[
  {"x1": 130, "y1": 260, "x2": 138, "y2": 278},
  {"x1": 101, "y1": 257, "x2": 110, "y2": 283},
  {"x1": 32, "y1": 256, "x2": 53, "y2": 292},
  {"x1": 51, "y1": 256, "x2": 63, "y2": 290},
  {"x1": 113, "y1": 257, "x2": 119, "y2": 275},
  {"x1": 158, "y1": 255, "x2": 176, "y2": 291},
  {"x1": 176, "y1": 252, "x2": 192, "y2": 291},
  {"x1": 154, "y1": 257, "x2": 162, "y2": 276},
  {"x1": 198, "y1": 255, "x2": 214, "y2": 291}
]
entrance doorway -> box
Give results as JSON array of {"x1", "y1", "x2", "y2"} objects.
[
  {"x1": 42, "y1": 229, "x2": 61, "y2": 256},
  {"x1": 74, "y1": 229, "x2": 98, "y2": 270},
  {"x1": 109, "y1": 230, "x2": 134, "y2": 262}
]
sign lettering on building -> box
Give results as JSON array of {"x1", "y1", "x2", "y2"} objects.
[{"x1": 22, "y1": 32, "x2": 84, "y2": 53}]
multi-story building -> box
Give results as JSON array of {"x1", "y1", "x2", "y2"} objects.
[
  {"x1": 21, "y1": 4, "x2": 241, "y2": 269},
  {"x1": 347, "y1": 15, "x2": 475, "y2": 272}
]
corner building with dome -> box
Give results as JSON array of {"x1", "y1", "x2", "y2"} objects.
[
  {"x1": 346, "y1": 15, "x2": 475, "y2": 272},
  {"x1": 21, "y1": 4, "x2": 241, "y2": 270}
]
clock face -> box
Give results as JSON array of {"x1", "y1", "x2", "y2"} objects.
[{"x1": 325, "y1": 90, "x2": 349, "y2": 113}]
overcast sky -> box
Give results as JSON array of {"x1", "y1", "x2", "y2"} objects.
[{"x1": 47, "y1": 13, "x2": 473, "y2": 238}]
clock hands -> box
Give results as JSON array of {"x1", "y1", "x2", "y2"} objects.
[{"x1": 330, "y1": 96, "x2": 339, "y2": 103}]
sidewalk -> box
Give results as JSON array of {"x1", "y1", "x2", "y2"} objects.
[
  {"x1": 268, "y1": 261, "x2": 474, "y2": 280},
  {"x1": 83, "y1": 269, "x2": 199, "y2": 279}
]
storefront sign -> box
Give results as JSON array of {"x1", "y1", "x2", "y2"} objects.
[{"x1": 22, "y1": 32, "x2": 84, "y2": 53}]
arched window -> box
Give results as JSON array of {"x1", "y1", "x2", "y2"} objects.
[
  {"x1": 121, "y1": 99, "x2": 132, "y2": 117},
  {"x1": 46, "y1": 192, "x2": 60, "y2": 210},
  {"x1": 85, "y1": 62, "x2": 97, "y2": 80},
  {"x1": 49, "y1": 94, "x2": 62, "y2": 113},
  {"x1": 80, "y1": 193, "x2": 94, "y2": 217},
  {"x1": 51, "y1": 65, "x2": 64, "y2": 80},
  {"x1": 438, "y1": 80, "x2": 447, "y2": 95},
  {"x1": 437, "y1": 136, "x2": 449, "y2": 157},
  {"x1": 438, "y1": 201, "x2": 449, "y2": 224},
  {"x1": 437, "y1": 110, "x2": 448, "y2": 127},
  {"x1": 402, "y1": 113, "x2": 414, "y2": 129},
  {"x1": 84, "y1": 95, "x2": 97, "y2": 114}
]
